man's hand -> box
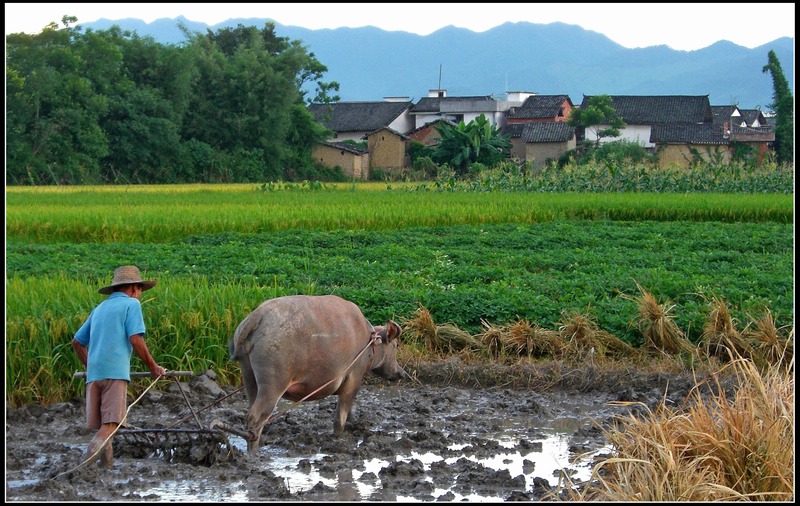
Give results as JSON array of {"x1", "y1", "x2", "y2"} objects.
[{"x1": 151, "y1": 365, "x2": 167, "y2": 379}]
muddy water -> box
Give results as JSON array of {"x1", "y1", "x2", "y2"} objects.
[{"x1": 6, "y1": 363, "x2": 693, "y2": 502}]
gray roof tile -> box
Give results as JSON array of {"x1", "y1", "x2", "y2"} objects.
[
  {"x1": 649, "y1": 123, "x2": 727, "y2": 144},
  {"x1": 520, "y1": 122, "x2": 575, "y2": 143},
  {"x1": 502, "y1": 122, "x2": 575, "y2": 142},
  {"x1": 308, "y1": 101, "x2": 412, "y2": 132},
  {"x1": 580, "y1": 95, "x2": 712, "y2": 124},
  {"x1": 507, "y1": 95, "x2": 572, "y2": 119},
  {"x1": 411, "y1": 95, "x2": 496, "y2": 114}
]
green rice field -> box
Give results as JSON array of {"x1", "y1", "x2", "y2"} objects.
[{"x1": 5, "y1": 183, "x2": 794, "y2": 407}]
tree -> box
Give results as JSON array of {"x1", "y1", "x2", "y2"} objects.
[
  {"x1": 5, "y1": 21, "x2": 110, "y2": 184},
  {"x1": 431, "y1": 114, "x2": 511, "y2": 175},
  {"x1": 568, "y1": 94, "x2": 626, "y2": 148},
  {"x1": 762, "y1": 50, "x2": 794, "y2": 164},
  {"x1": 182, "y1": 23, "x2": 335, "y2": 180}
]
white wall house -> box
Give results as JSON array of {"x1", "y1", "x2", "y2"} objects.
[{"x1": 410, "y1": 89, "x2": 522, "y2": 130}]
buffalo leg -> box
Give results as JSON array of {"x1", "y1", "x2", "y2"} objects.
[{"x1": 334, "y1": 379, "x2": 361, "y2": 434}]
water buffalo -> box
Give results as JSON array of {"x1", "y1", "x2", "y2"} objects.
[{"x1": 229, "y1": 294, "x2": 405, "y2": 452}]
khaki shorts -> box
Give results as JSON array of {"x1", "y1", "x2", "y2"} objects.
[{"x1": 86, "y1": 379, "x2": 128, "y2": 429}]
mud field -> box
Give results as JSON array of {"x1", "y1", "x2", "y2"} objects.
[{"x1": 6, "y1": 359, "x2": 716, "y2": 502}]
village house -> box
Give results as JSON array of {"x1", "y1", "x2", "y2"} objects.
[
  {"x1": 311, "y1": 141, "x2": 369, "y2": 179},
  {"x1": 309, "y1": 90, "x2": 776, "y2": 178},
  {"x1": 579, "y1": 95, "x2": 714, "y2": 149},
  {"x1": 307, "y1": 99, "x2": 413, "y2": 142},
  {"x1": 646, "y1": 103, "x2": 774, "y2": 167},
  {"x1": 503, "y1": 122, "x2": 577, "y2": 169},
  {"x1": 409, "y1": 89, "x2": 520, "y2": 129},
  {"x1": 404, "y1": 118, "x2": 457, "y2": 147},
  {"x1": 505, "y1": 94, "x2": 574, "y2": 124},
  {"x1": 364, "y1": 127, "x2": 409, "y2": 174}
]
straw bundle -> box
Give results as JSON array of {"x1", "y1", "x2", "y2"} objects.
[
  {"x1": 401, "y1": 306, "x2": 438, "y2": 351},
  {"x1": 401, "y1": 305, "x2": 482, "y2": 355},
  {"x1": 744, "y1": 309, "x2": 794, "y2": 368},
  {"x1": 633, "y1": 283, "x2": 695, "y2": 356},
  {"x1": 701, "y1": 297, "x2": 752, "y2": 361},
  {"x1": 559, "y1": 311, "x2": 634, "y2": 359}
]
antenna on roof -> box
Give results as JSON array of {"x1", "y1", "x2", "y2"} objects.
[{"x1": 438, "y1": 64, "x2": 442, "y2": 90}]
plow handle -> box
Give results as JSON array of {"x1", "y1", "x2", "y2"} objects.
[{"x1": 73, "y1": 371, "x2": 194, "y2": 379}]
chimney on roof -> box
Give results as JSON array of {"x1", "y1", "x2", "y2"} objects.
[{"x1": 429, "y1": 89, "x2": 446, "y2": 98}]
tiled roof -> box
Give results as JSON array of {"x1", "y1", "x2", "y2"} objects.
[
  {"x1": 411, "y1": 95, "x2": 496, "y2": 114},
  {"x1": 711, "y1": 105, "x2": 739, "y2": 126},
  {"x1": 580, "y1": 95, "x2": 712, "y2": 124},
  {"x1": 307, "y1": 101, "x2": 412, "y2": 132},
  {"x1": 520, "y1": 122, "x2": 575, "y2": 143},
  {"x1": 405, "y1": 118, "x2": 458, "y2": 136},
  {"x1": 649, "y1": 123, "x2": 727, "y2": 144},
  {"x1": 501, "y1": 123, "x2": 525, "y2": 138},
  {"x1": 502, "y1": 122, "x2": 575, "y2": 143},
  {"x1": 318, "y1": 141, "x2": 368, "y2": 155},
  {"x1": 507, "y1": 95, "x2": 571, "y2": 120},
  {"x1": 739, "y1": 109, "x2": 768, "y2": 127},
  {"x1": 363, "y1": 126, "x2": 409, "y2": 140}
]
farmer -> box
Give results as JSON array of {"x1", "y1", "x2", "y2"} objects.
[{"x1": 72, "y1": 265, "x2": 166, "y2": 469}]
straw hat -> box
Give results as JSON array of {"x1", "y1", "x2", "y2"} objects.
[{"x1": 98, "y1": 265, "x2": 157, "y2": 295}]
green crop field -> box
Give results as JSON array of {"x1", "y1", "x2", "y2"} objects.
[{"x1": 5, "y1": 183, "x2": 794, "y2": 407}]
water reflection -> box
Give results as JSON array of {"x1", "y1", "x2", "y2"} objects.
[{"x1": 136, "y1": 429, "x2": 610, "y2": 501}]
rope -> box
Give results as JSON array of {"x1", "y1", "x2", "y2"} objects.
[
  {"x1": 166, "y1": 386, "x2": 244, "y2": 429},
  {"x1": 50, "y1": 371, "x2": 166, "y2": 480}
]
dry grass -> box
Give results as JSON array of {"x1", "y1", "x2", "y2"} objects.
[
  {"x1": 629, "y1": 281, "x2": 697, "y2": 356},
  {"x1": 571, "y1": 350, "x2": 794, "y2": 501},
  {"x1": 477, "y1": 318, "x2": 565, "y2": 360},
  {"x1": 558, "y1": 311, "x2": 635, "y2": 360},
  {"x1": 400, "y1": 306, "x2": 483, "y2": 357},
  {"x1": 744, "y1": 308, "x2": 794, "y2": 369},
  {"x1": 701, "y1": 296, "x2": 754, "y2": 361}
]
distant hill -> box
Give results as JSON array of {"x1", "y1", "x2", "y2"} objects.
[{"x1": 77, "y1": 16, "x2": 794, "y2": 109}]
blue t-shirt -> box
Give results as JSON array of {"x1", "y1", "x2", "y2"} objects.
[{"x1": 74, "y1": 292, "x2": 147, "y2": 383}]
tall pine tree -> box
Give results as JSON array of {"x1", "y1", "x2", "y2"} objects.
[{"x1": 762, "y1": 50, "x2": 794, "y2": 165}]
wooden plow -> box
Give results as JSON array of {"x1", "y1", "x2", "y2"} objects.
[{"x1": 73, "y1": 370, "x2": 255, "y2": 466}]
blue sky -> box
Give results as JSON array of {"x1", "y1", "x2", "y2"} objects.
[{"x1": 5, "y1": 2, "x2": 795, "y2": 51}]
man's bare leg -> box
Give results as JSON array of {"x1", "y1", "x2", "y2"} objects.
[{"x1": 85, "y1": 422, "x2": 117, "y2": 468}]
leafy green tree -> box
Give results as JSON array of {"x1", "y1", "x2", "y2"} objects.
[
  {"x1": 431, "y1": 114, "x2": 511, "y2": 176},
  {"x1": 78, "y1": 27, "x2": 188, "y2": 183},
  {"x1": 762, "y1": 50, "x2": 794, "y2": 164},
  {"x1": 182, "y1": 23, "x2": 334, "y2": 180},
  {"x1": 7, "y1": 17, "x2": 342, "y2": 184},
  {"x1": 568, "y1": 94, "x2": 626, "y2": 148},
  {"x1": 6, "y1": 20, "x2": 110, "y2": 184}
]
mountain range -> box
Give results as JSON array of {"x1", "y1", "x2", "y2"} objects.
[{"x1": 77, "y1": 16, "x2": 794, "y2": 110}]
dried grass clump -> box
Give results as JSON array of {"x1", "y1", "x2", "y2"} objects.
[
  {"x1": 577, "y1": 356, "x2": 794, "y2": 501},
  {"x1": 436, "y1": 323, "x2": 483, "y2": 355},
  {"x1": 478, "y1": 318, "x2": 565, "y2": 360},
  {"x1": 744, "y1": 308, "x2": 794, "y2": 369},
  {"x1": 559, "y1": 311, "x2": 634, "y2": 360},
  {"x1": 400, "y1": 306, "x2": 482, "y2": 356},
  {"x1": 512, "y1": 319, "x2": 566, "y2": 358},
  {"x1": 479, "y1": 319, "x2": 506, "y2": 357},
  {"x1": 631, "y1": 283, "x2": 695, "y2": 356},
  {"x1": 400, "y1": 306, "x2": 439, "y2": 352},
  {"x1": 701, "y1": 296, "x2": 752, "y2": 361}
]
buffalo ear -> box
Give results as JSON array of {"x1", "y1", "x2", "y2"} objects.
[{"x1": 384, "y1": 319, "x2": 402, "y2": 342}]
